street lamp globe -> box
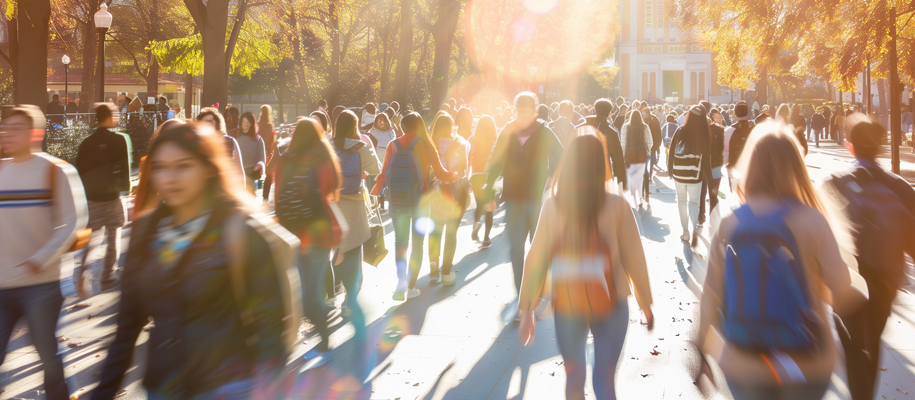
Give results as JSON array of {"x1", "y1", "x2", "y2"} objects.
[
  {"x1": 61, "y1": 55, "x2": 70, "y2": 65},
  {"x1": 94, "y1": 2, "x2": 113, "y2": 29}
]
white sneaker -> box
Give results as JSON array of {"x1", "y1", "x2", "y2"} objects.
[
  {"x1": 406, "y1": 287, "x2": 421, "y2": 299},
  {"x1": 513, "y1": 308, "x2": 523, "y2": 322},
  {"x1": 441, "y1": 272, "x2": 456, "y2": 286}
]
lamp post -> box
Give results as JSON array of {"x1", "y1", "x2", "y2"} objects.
[
  {"x1": 95, "y1": 2, "x2": 113, "y2": 103},
  {"x1": 61, "y1": 55, "x2": 70, "y2": 117}
]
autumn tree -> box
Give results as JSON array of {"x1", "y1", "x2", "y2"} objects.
[{"x1": 3, "y1": 0, "x2": 51, "y2": 109}]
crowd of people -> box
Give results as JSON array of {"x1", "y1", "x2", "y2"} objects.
[{"x1": 0, "y1": 89, "x2": 913, "y2": 400}]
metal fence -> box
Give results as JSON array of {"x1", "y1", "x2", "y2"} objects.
[{"x1": 44, "y1": 111, "x2": 161, "y2": 167}]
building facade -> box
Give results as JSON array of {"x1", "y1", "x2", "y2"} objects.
[{"x1": 617, "y1": 0, "x2": 724, "y2": 105}]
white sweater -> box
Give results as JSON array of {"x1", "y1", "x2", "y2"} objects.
[{"x1": 0, "y1": 154, "x2": 88, "y2": 289}]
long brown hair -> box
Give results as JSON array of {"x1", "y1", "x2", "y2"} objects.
[
  {"x1": 239, "y1": 111, "x2": 259, "y2": 139},
  {"x1": 472, "y1": 115, "x2": 498, "y2": 161},
  {"x1": 134, "y1": 122, "x2": 250, "y2": 217},
  {"x1": 285, "y1": 118, "x2": 341, "y2": 202},
  {"x1": 551, "y1": 134, "x2": 610, "y2": 253},
  {"x1": 736, "y1": 121, "x2": 823, "y2": 212},
  {"x1": 332, "y1": 110, "x2": 360, "y2": 150},
  {"x1": 257, "y1": 105, "x2": 274, "y2": 137},
  {"x1": 430, "y1": 111, "x2": 455, "y2": 141}
]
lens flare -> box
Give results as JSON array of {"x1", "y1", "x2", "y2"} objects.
[
  {"x1": 523, "y1": 0, "x2": 561, "y2": 15},
  {"x1": 414, "y1": 217, "x2": 435, "y2": 236}
]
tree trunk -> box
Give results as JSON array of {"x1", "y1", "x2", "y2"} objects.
[
  {"x1": 429, "y1": 0, "x2": 460, "y2": 111},
  {"x1": 147, "y1": 50, "x2": 159, "y2": 98},
  {"x1": 8, "y1": 15, "x2": 19, "y2": 104},
  {"x1": 328, "y1": 2, "x2": 341, "y2": 109},
  {"x1": 392, "y1": 0, "x2": 413, "y2": 107},
  {"x1": 184, "y1": 72, "x2": 194, "y2": 117},
  {"x1": 199, "y1": 0, "x2": 230, "y2": 112},
  {"x1": 81, "y1": 19, "x2": 97, "y2": 104},
  {"x1": 290, "y1": 8, "x2": 311, "y2": 107},
  {"x1": 878, "y1": 78, "x2": 888, "y2": 124},
  {"x1": 15, "y1": 0, "x2": 51, "y2": 110},
  {"x1": 756, "y1": 65, "x2": 768, "y2": 108}
]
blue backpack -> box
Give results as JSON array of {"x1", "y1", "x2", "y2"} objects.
[
  {"x1": 721, "y1": 204, "x2": 820, "y2": 352},
  {"x1": 384, "y1": 138, "x2": 424, "y2": 207},
  {"x1": 335, "y1": 142, "x2": 364, "y2": 195}
]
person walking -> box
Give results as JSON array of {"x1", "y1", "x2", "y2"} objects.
[
  {"x1": 549, "y1": 100, "x2": 577, "y2": 148},
  {"x1": 788, "y1": 104, "x2": 809, "y2": 156},
  {"x1": 237, "y1": 111, "x2": 266, "y2": 194},
  {"x1": 455, "y1": 106, "x2": 474, "y2": 141},
  {"x1": 329, "y1": 111, "x2": 381, "y2": 371},
  {"x1": 621, "y1": 110, "x2": 652, "y2": 209},
  {"x1": 822, "y1": 105, "x2": 833, "y2": 142},
  {"x1": 427, "y1": 112, "x2": 471, "y2": 286},
  {"x1": 695, "y1": 121, "x2": 867, "y2": 400},
  {"x1": 723, "y1": 101, "x2": 754, "y2": 192},
  {"x1": 518, "y1": 134, "x2": 653, "y2": 400},
  {"x1": 578, "y1": 99, "x2": 626, "y2": 191},
  {"x1": 661, "y1": 113, "x2": 679, "y2": 167},
  {"x1": 667, "y1": 105, "x2": 711, "y2": 246},
  {"x1": 810, "y1": 107, "x2": 826, "y2": 148},
  {"x1": 74, "y1": 103, "x2": 130, "y2": 297},
  {"x1": 368, "y1": 113, "x2": 398, "y2": 212},
  {"x1": 698, "y1": 108, "x2": 725, "y2": 225},
  {"x1": 94, "y1": 123, "x2": 300, "y2": 400},
  {"x1": 485, "y1": 92, "x2": 563, "y2": 314},
  {"x1": 196, "y1": 107, "x2": 246, "y2": 190},
  {"x1": 0, "y1": 105, "x2": 88, "y2": 400},
  {"x1": 274, "y1": 118, "x2": 343, "y2": 365},
  {"x1": 469, "y1": 115, "x2": 499, "y2": 249},
  {"x1": 822, "y1": 114, "x2": 915, "y2": 400},
  {"x1": 643, "y1": 104, "x2": 663, "y2": 192},
  {"x1": 372, "y1": 113, "x2": 457, "y2": 301},
  {"x1": 258, "y1": 105, "x2": 277, "y2": 202}
]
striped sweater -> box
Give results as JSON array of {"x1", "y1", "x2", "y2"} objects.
[
  {"x1": 0, "y1": 154, "x2": 88, "y2": 289},
  {"x1": 666, "y1": 125, "x2": 711, "y2": 185}
]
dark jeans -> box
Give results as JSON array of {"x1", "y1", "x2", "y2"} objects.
[
  {"x1": 698, "y1": 177, "x2": 721, "y2": 220},
  {"x1": 300, "y1": 246, "x2": 331, "y2": 352},
  {"x1": 0, "y1": 282, "x2": 69, "y2": 400},
  {"x1": 472, "y1": 194, "x2": 494, "y2": 242},
  {"x1": 643, "y1": 149, "x2": 660, "y2": 199},
  {"x1": 391, "y1": 204, "x2": 430, "y2": 290},
  {"x1": 840, "y1": 265, "x2": 898, "y2": 400},
  {"x1": 336, "y1": 247, "x2": 367, "y2": 349},
  {"x1": 505, "y1": 201, "x2": 542, "y2": 293},
  {"x1": 429, "y1": 209, "x2": 463, "y2": 276}
]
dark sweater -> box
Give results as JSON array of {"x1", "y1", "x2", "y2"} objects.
[
  {"x1": 709, "y1": 122, "x2": 725, "y2": 168},
  {"x1": 578, "y1": 116, "x2": 627, "y2": 188},
  {"x1": 486, "y1": 120, "x2": 563, "y2": 204},
  {"x1": 76, "y1": 127, "x2": 130, "y2": 202},
  {"x1": 647, "y1": 114, "x2": 663, "y2": 152}
]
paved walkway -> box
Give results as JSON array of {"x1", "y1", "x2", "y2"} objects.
[{"x1": 1, "y1": 144, "x2": 914, "y2": 400}]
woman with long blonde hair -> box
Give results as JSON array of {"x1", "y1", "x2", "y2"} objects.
[{"x1": 696, "y1": 121, "x2": 866, "y2": 399}]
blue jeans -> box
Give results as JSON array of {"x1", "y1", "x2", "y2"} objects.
[
  {"x1": 390, "y1": 204, "x2": 429, "y2": 290},
  {"x1": 554, "y1": 303, "x2": 630, "y2": 400},
  {"x1": 505, "y1": 201, "x2": 542, "y2": 293},
  {"x1": 300, "y1": 246, "x2": 331, "y2": 351},
  {"x1": 726, "y1": 380, "x2": 829, "y2": 400},
  {"x1": 0, "y1": 282, "x2": 68, "y2": 400},
  {"x1": 336, "y1": 247, "x2": 366, "y2": 343}
]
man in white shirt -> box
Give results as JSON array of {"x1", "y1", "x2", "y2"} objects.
[{"x1": 0, "y1": 105, "x2": 88, "y2": 400}]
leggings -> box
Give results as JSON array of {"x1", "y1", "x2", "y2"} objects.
[
  {"x1": 699, "y1": 177, "x2": 721, "y2": 218},
  {"x1": 428, "y1": 211, "x2": 463, "y2": 275},
  {"x1": 472, "y1": 194, "x2": 494, "y2": 241}
]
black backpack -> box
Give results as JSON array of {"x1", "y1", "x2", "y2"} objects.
[{"x1": 275, "y1": 153, "x2": 328, "y2": 234}]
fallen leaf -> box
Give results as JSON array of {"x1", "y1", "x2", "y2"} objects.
[
  {"x1": 64, "y1": 304, "x2": 90, "y2": 312},
  {"x1": 650, "y1": 349, "x2": 661, "y2": 356},
  {"x1": 641, "y1": 373, "x2": 650, "y2": 377},
  {"x1": 58, "y1": 336, "x2": 70, "y2": 342},
  {"x1": 114, "y1": 390, "x2": 127, "y2": 398},
  {"x1": 879, "y1": 368, "x2": 888, "y2": 371},
  {"x1": 412, "y1": 383, "x2": 419, "y2": 387},
  {"x1": 67, "y1": 342, "x2": 81, "y2": 348},
  {"x1": 549, "y1": 372, "x2": 555, "y2": 376}
]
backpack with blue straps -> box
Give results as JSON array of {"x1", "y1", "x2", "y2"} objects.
[
  {"x1": 720, "y1": 204, "x2": 821, "y2": 352},
  {"x1": 384, "y1": 138, "x2": 424, "y2": 207}
]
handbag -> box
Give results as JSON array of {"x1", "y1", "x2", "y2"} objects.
[{"x1": 363, "y1": 200, "x2": 388, "y2": 267}]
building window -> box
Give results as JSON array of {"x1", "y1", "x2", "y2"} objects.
[
  {"x1": 669, "y1": 45, "x2": 685, "y2": 53},
  {"x1": 645, "y1": 46, "x2": 662, "y2": 53},
  {"x1": 670, "y1": 20, "x2": 677, "y2": 28},
  {"x1": 691, "y1": 45, "x2": 703, "y2": 52},
  {"x1": 659, "y1": 1, "x2": 664, "y2": 28},
  {"x1": 646, "y1": 4, "x2": 652, "y2": 28}
]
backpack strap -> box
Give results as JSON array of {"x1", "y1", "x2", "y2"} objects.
[
  {"x1": 224, "y1": 213, "x2": 259, "y2": 347},
  {"x1": 406, "y1": 137, "x2": 419, "y2": 151}
]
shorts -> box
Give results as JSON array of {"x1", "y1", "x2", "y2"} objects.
[{"x1": 87, "y1": 198, "x2": 126, "y2": 231}]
